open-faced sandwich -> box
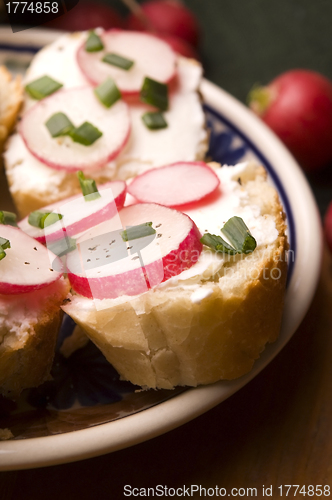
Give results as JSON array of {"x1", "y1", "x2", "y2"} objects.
[
  {"x1": 3, "y1": 29, "x2": 208, "y2": 217},
  {"x1": 18, "y1": 159, "x2": 288, "y2": 390},
  {"x1": 0, "y1": 217, "x2": 69, "y2": 398},
  {"x1": 1, "y1": 29, "x2": 288, "y2": 396}
]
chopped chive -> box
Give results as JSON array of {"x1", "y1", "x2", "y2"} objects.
[
  {"x1": 140, "y1": 77, "x2": 168, "y2": 111},
  {"x1": 200, "y1": 232, "x2": 238, "y2": 255},
  {"x1": 0, "y1": 211, "x2": 17, "y2": 227},
  {"x1": 48, "y1": 236, "x2": 76, "y2": 258},
  {"x1": 45, "y1": 112, "x2": 74, "y2": 138},
  {"x1": 69, "y1": 122, "x2": 103, "y2": 146},
  {"x1": 0, "y1": 237, "x2": 10, "y2": 261},
  {"x1": 121, "y1": 222, "x2": 156, "y2": 242},
  {"x1": 102, "y1": 53, "x2": 134, "y2": 70},
  {"x1": 77, "y1": 171, "x2": 101, "y2": 201},
  {"x1": 142, "y1": 111, "x2": 168, "y2": 130},
  {"x1": 222, "y1": 216, "x2": 257, "y2": 254},
  {"x1": 200, "y1": 217, "x2": 256, "y2": 255},
  {"x1": 85, "y1": 30, "x2": 104, "y2": 52},
  {"x1": 28, "y1": 211, "x2": 63, "y2": 229},
  {"x1": 94, "y1": 77, "x2": 121, "y2": 108},
  {"x1": 25, "y1": 75, "x2": 63, "y2": 100}
]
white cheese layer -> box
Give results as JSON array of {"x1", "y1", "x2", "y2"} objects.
[{"x1": 5, "y1": 32, "x2": 207, "y2": 200}]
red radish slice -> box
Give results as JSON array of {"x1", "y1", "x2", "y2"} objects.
[
  {"x1": 127, "y1": 162, "x2": 220, "y2": 207},
  {"x1": 0, "y1": 226, "x2": 63, "y2": 295},
  {"x1": 66, "y1": 203, "x2": 202, "y2": 300},
  {"x1": 76, "y1": 30, "x2": 177, "y2": 94},
  {"x1": 19, "y1": 87, "x2": 130, "y2": 172},
  {"x1": 18, "y1": 181, "x2": 127, "y2": 244}
]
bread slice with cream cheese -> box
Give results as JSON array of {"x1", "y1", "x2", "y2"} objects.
[{"x1": 62, "y1": 161, "x2": 288, "y2": 389}]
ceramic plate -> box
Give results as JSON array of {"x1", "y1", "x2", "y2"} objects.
[{"x1": 0, "y1": 27, "x2": 321, "y2": 470}]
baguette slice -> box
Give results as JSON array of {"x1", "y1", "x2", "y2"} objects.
[
  {"x1": 0, "y1": 277, "x2": 70, "y2": 399},
  {"x1": 63, "y1": 162, "x2": 288, "y2": 390},
  {"x1": 0, "y1": 66, "x2": 22, "y2": 156}
]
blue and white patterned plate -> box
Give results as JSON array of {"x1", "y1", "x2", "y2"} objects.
[{"x1": 0, "y1": 27, "x2": 321, "y2": 470}]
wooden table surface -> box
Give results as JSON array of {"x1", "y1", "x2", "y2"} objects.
[{"x1": 0, "y1": 218, "x2": 330, "y2": 496}]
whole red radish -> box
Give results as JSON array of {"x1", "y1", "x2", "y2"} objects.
[
  {"x1": 44, "y1": 1, "x2": 123, "y2": 31},
  {"x1": 157, "y1": 34, "x2": 199, "y2": 60},
  {"x1": 126, "y1": 0, "x2": 200, "y2": 48},
  {"x1": 248, "y1": 70, "x2": 332, "y2": 172},
  {"x1": 324, "y1": 201, "x2": 332, "y2": 253}
]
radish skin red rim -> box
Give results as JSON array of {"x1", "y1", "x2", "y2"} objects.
[
  {"x1": 76, "y1": 30, "x2": 177, "y2": 95},
  {"x1": 0, "y1": 226, "x2": 63, "y2": 295},
  {"x1": 128, "y1": 162, "x2": 221, "y2": 207},
  {"x1": 19, "y1": 87, "x2": 131, "y2": 172},
  {"x1": 66, "y1": 203, "x2": 203, "y2": 300},
  {"x1": 18, "y1": 181, "x2": 127, "y2": 244}
]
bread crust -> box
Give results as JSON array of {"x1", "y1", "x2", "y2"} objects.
[
  {"x1": 0, "y1": 278, "x2": 70, "y2": 399},
  {"x1": 63, "y1": 164, "x2": 288, "y2": 389},
  {"x1": 0, "y1": 66, "x2": 22, "y2": 156}
]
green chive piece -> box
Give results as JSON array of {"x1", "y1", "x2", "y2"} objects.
[
  {"x1": 28, "y1": 211, "x2": 63, "y2": 229},
  {"x1": 102, "y1": 53, "x2": 134, "y2": 70},
  {"x1": 48, "y1": 236, "x2": 76, "y2": 258},
  {"x1": 221, "y1": 216, "x2": 257, "y2": 254},
  {"x1": 69, "y1": 122, "x2": 102, "y2": 146},
  {"x1": 121, "y1": 222, "x2": 156, "y2": 242},
  {"x1": 140, "y1": 77, "x2": 168, "y2": 111},
  {"x1": 0, "y1": 237, "x2": 10, "y2": 261},
  {"x1": 200, "y1": 233, "x2": 238, "y2": 255},
  {"x1": 0, "y1": 211, "x2": 17, "y2": 227},
  {"x1": 25, "y1": 75, "x2": 63, "y2": 100},
  {"x1": 141, "y1": 111, "x2": 168, "y2": 130},
  {"x1": 200, "y1": 217, "x2": 257, "y2": 255},
  {"x1": 94, "y1": 77, "x2": 121, "y2": 108},
  {"x1": 77, "y1": 171, "x2": 101, "y2": 201},
  {"x1": 85, "y1": 30, "x2": 104, "y2": 52},
  {"x1": 45, "y1": 112, "x2": 74, "y2": 138}
]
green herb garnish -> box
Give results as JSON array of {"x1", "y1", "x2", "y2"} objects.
[
  {"x1": 102, "y1": 53, "x2": 134, "y2": 70},
  {"x1": 0, "y1": 211, "x2": 17, "y2": 227},
  {"x1": 94, "y1": 77, "x2": 121, "y2": 108},
  {"x1": 121, "y1": 222, "x2": 156, "y2": 242},
  {"x1": 69, "y1": 122, "x2": 102, "y2": 146},
  {"x1": 85, "y1": 31, "x2": 104, "y2": 52},
  {"x1": 48, "y1": 236, "x2": 77, "y2": 258},
  {"x1": 45, "y1": 112, "x2": 74, "y2": 138},
  {"x1": 25, "y1": 75, "x2": 63, "y2": 100},
  {"x1": 77, "y1": 171, "x2": 101, "y2": 201},
  {"x1": 201, "y1": 216, "x2": 257, "y2": 255},
  {"x1": 0, "y1": 237, "x2": 10, "y2": 261},
  {"x1": 140, "y1": 77, "x2": 168, "y2": 111},
  {"x1": 141, "y1": 111, "x2": 168, "y2": 130},
  {"x1": 28, "y1": 211, "x2": 63, "y2": 229}
]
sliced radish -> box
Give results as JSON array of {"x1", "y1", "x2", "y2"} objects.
[
  {"x1": 76, "y1": 30, "x2": 177, "y2": 95},
  {"x1": 0, "y1": 226, "x2": 63, "y2": 295},
  {"x1": 127, "y1": 162, "x2": 220, "y2": 207},
  {"x1": 18, "y1": 180, "x2": 127, "y2": 244},
  {"x1": 66, "y1": 203, "x2": 202, "y2": 300},
  {"x1": 19, "y1": 87, "x2": 130, "y2": 172}
]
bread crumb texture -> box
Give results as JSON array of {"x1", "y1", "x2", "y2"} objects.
[
  {"x1": 0, "y1": 277, "x2": 70, "y2": 399},
  {"x1": 63, "y1": 164, "x2": 288, "y2": 389}
]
